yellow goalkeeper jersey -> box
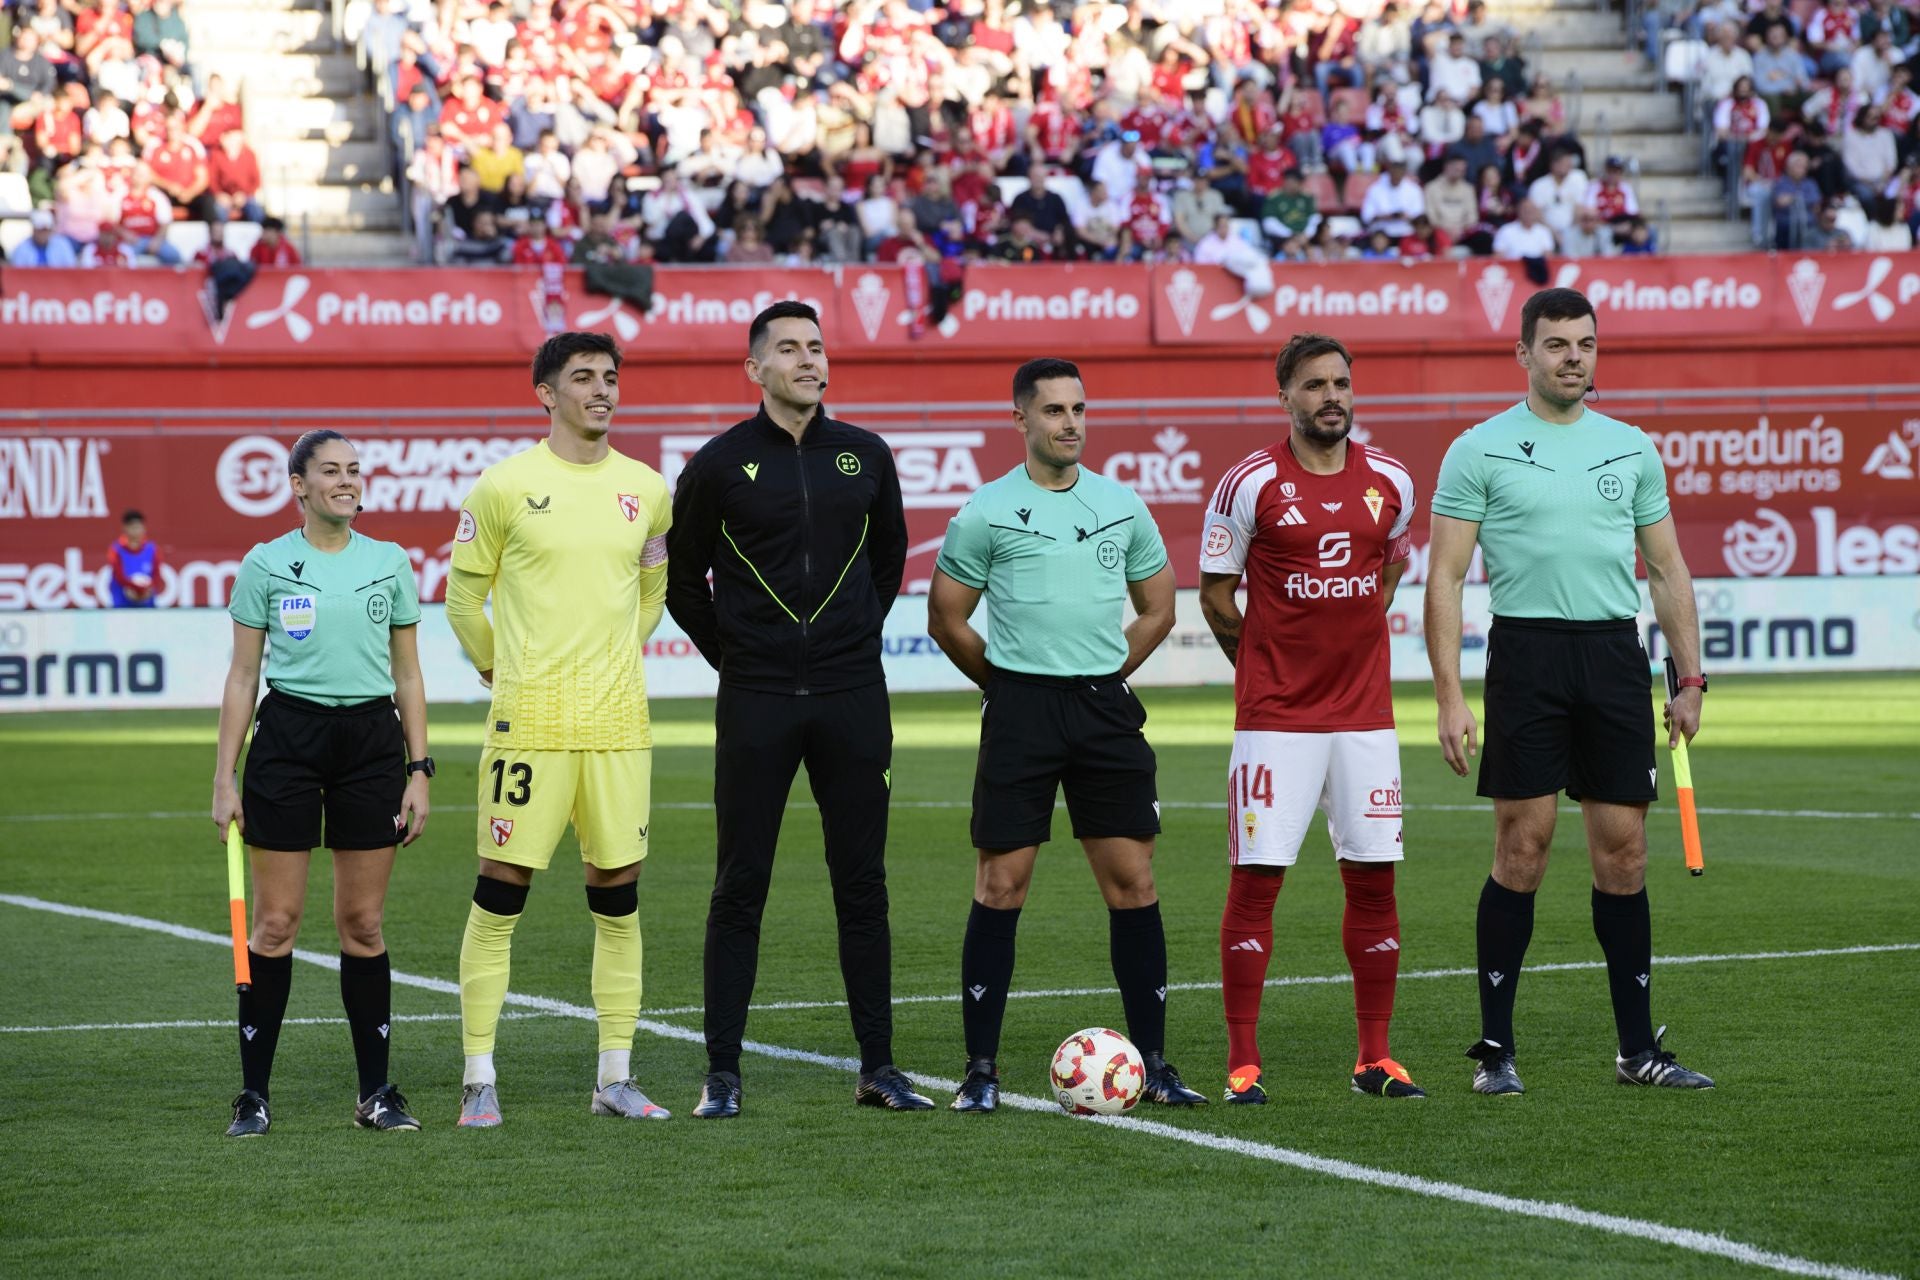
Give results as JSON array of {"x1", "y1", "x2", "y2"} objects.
[{"x1": 451, "y1": 441, "x2": 671, "y2": 751}]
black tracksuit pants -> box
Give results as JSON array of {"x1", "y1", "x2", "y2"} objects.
[{"x1": 705, "y1": 681, "x2": 894, "y2": 1076}]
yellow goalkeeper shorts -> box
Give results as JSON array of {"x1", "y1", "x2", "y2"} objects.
[{"x1": 474, "y1": 747, "x2": 652, "y2": 871}]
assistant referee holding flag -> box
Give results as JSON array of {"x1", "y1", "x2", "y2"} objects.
[
  {"x1": 667, "y1": 300, "x2": 928, "y2": 1117},
  {"x1": 1426, "y1": 287, "x2": 1714, "y2": 1095},
  {"x1": 212, "y1": 429, "x2": 431, "y2": 1137},
  {"x1": 929, "y1": 357, "x2": 1206, "y2": 1113}
]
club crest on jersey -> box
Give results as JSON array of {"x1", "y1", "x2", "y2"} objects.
[
  {"x1": 1243, "y1": 810, "x2": 1258, "y2": 842},
  {"x1": 490, "y1": 818, "x2": 514, "y2": 846},
  {"x1": 617, "y1": 493, "x2": 640, "y2": 522},
  {"x1": 1364, "y1": 487, "x2": 1384, "y2": 523},
  {"x1": 279, "y1": 595, "x2": 317, "y2": 640}
]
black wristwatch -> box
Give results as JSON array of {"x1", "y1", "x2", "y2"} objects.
[{"x1": 407, "y1": 757, "x2": 436, "y2": 778}]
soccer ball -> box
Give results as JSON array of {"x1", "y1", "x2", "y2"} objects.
[{"x1": 1050, "y1": 1027, "x2": 1145, "y2": 1116}]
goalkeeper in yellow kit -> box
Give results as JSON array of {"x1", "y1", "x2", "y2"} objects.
[{"x1": 445, "y1": 332, "x2": 674, "y2": 1125}]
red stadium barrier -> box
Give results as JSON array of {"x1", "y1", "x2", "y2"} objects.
[{"x1": 6, "y1": 253, "x2": 1920, "y2": 363}]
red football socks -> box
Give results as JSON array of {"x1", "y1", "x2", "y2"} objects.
[
  {"x1": 1340, "y1": 861, "x2": 1400, "y2": 1065},
  {"x1": 1220, "y1": 866, "x2": 1283, "y2": 1070}
]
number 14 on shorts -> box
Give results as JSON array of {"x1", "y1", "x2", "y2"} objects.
[{"x1": 1232, "y1": 763, "x2": 1275, "y2": 808}]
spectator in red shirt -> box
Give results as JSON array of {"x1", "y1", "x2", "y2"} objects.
[
  {"x1": 189, "y1": 75, "x2": 244, "y2": 144},
  {"x1": 208, "y1": 128, "x2": 264, "y2": 223},
  {"x1": 76, "y1": 0, "x2": 136, "y2": 82},
  {"x1": 509, "y1": 214, "x2": 569, "y2": 265},
  {"x1": 250, "y1": 215, "x2": 303, "y2": 266},
  {"x1": 119, "y1": 162, "x2": 183, "y2": 263},
  {"x1": 146, "y1": 109, "x2": 217, "y2": 221},
  {"x1": 441, "y1": 74, "x2": 506, "y2": 155},
  {"x1": 1245, "y1": 127, "x2": 1298, "y2": 202},
  {"x1": 194, "y1": 219, "x2": 238, "y2": 265},
  {"x1": 80, "y1": 222, "x2": 139, "y2": 266},
  {"x1": 35, "y1": 90, "x2": 84, "y2": 169}
]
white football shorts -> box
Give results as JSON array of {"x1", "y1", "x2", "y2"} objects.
[{"x1": 1226, "y1": 729, "x2": 1405, "y2": 867}]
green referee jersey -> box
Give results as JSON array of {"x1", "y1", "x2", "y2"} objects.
[
  {"x1": 936, "y1": 463, "x2": 1169, "y2": 677},
  {"x1": 229, "y1": 529, "x2": 422, "y2": 705},
  {"x1": 1430, "y1": 400, "x2": 1670, "y2": 621}
]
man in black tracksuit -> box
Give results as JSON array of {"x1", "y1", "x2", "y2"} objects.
[{"x1": 666, "y1": 300, "x2": 932, "y2": 1117}]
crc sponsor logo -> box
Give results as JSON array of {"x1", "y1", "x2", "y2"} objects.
[
  {"x1": 216, "y1": 435, "x2": 536, "y2": 518},
  {"x1": 233, "y1": 275, "x2": 507, "y2": 344},
  {"x1": 574, "y1": 286, "x2": 832, "y2": 343},
  {"x1": 1552, "y1": 262, "x2": 1764, "y2": 314},
  {"x1": 1653, "y1": 415, "x2": 1842, "y2": 501},
  {"x1": 0, "y1": 287, "x2": 172, "y2": 327},
  {"x1": 0, "y1": 438, "x2": 108, "y2": 519},
  {"x1": 1100, "y1": 428, "x2": 1204, "y2": 504},
  {"x1": 1271, "y1": 280, "x2": 1450, "y2": 320},
  {"x1": 1722, "y1": 506, "x2": 1920, "y2": 576},
  {"x1": 1365, "y1": 778, "x2": 1402, "y2": 818}
]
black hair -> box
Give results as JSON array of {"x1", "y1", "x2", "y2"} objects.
[
  {"x1": 1519, "y1": 287, "x2": 1597, "y2": 346},
  {"x1": 748, "y1": 300, "x2": 821, "y2": 357},
  {"x1": 1274, "y1": 332, "x2": 1352, "y2": 390},
  {"x1": 121, "y1": 509, "x2": 145, "y2": 524},
  {"x1": 531, "y1": 330, "x2": 622, "y2": 390},
  {"x1": 261, "y1": 215, "x2": 285, "y2": 233},
  {"x1": 288, "y1": 429, "x2": 351, "y2": 477},
  {"x1": 1012, "y1": 357, "x2": 1082, "y2": 407}
]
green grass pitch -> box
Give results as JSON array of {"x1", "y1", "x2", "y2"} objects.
[{"x1": 1, "y1": 674, "x2": 1915, "y2": 1278}]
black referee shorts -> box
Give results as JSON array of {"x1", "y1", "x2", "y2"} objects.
[
  {"x1": 1479, "y1": 617, "x2": 1657, "y2": 805},
  {"x1": 971, "y1": 668, "x2": 1160, "y2": 850},
  {"x1": 242, "y1": 689, "x2": 406, "y2": 852}
]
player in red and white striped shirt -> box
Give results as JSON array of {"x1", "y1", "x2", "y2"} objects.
[{"x1": 1198, "y1": 332, "x2": 1423, "y2": 1104}]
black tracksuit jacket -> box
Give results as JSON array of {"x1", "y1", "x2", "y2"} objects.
[{"x1": 665, "y1": 405, "x2": 908, "y2": 694}]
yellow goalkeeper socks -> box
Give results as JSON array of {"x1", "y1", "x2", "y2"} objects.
[
  {"x1": 586, "y1": 883, "x2": 642, "y2": 1067},
  {"x1": 460, "y1": 876, "x2": 529, "y2": 1064}
]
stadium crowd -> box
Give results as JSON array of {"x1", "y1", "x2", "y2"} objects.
[
  {"x1": 364, "y1": 0, "x2": 1919, "y2": 269},
  {"x1": 4, "y1": 0, "x2": 1919, "y2": 266},
  {"x1": 0, "y1": 0, "x2": 294, "y2": 266},
  {"x1": 363, "y1": 0, "x2": 1629, "y2": 268},
  {"x1": 1668, "y1": 0, "x2": 1920, "y2": 249}
]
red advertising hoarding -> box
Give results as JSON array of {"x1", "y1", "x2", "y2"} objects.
[
  {"x1": 7, "y1": 252, "x2": 1920, "y2": 365},
  {"x1": 5, "y1": 408, "x2": 1915, "y2": 609},
  {"x1": 1149, "y1": 253, "x2": 1920, "y2": 345}
]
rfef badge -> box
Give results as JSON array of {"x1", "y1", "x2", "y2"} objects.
[{"x1": 280, "y1": 595, "x2": 317, "y2": 640}]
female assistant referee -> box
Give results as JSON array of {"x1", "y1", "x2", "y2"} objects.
[{"x1": 211, "y1": 429, "x2": 432, "y2": 1137}]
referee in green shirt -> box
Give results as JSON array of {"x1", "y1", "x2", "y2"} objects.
[
  {"x1": 212, "y1": 430, "x2": 434, "y2": 1137},
  {"x1": 928, "y1": 357, "x2": 1207, "y2": 1113},
  {"x1": 1424, "y1": 288, "x2": 1714, "y2": 1096}
]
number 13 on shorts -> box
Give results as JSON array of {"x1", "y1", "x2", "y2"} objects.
[{"x1": 1226, "y1": 730, "x2": 1406, "y2": 868}]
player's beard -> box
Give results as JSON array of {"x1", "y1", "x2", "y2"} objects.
[
  {"x1": 1294, "y1": 405, "x2": 1352, "y2": 446},
  {"x1": 1534, "y1": 364, "x2": 1592, "y2": 410}
]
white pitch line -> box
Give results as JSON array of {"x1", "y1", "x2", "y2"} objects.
[
  {"x1": 0, "y1": 893, "x2": 1900, "y2": 1280},
  {"x1": 0, "y1": 1011, "x2": 557, "y2": 1035},
  {"x1": 7, "y1": 802, "x2": 1918, "y2": 823},
  {"x1": 636, "y1": 942, "x2": 1920, "y2": 1017}
]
